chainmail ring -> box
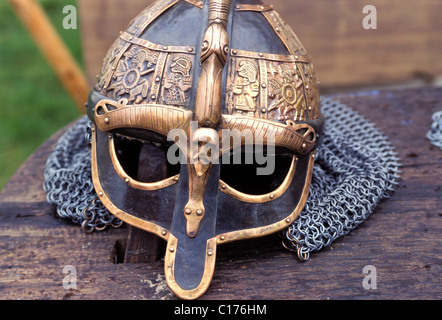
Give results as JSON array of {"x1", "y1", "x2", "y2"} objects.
[
  {"x1": 427, "y1": 110, "x2": 442, "y2": 150},
  {"x1": 43, "y1": 117, "x2": 123, "y2": 233},
  {"x1": 283, "y1": 97, "x2": 401, "y2": 260}
]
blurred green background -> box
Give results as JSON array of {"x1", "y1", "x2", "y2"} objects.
[{"x1": 0, "y1": 0, "x2": 83, "y2": 190}]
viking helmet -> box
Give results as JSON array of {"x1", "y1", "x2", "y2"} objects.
[{"x1": 87, "y1": 0, "x2": 324, "y2": 299}]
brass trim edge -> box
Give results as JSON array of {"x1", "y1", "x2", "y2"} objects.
[
  {"x1": 108, "y1": 133, "x2": 180, "y2": 191},
  {"x1": 94, "y1": 99, "x2": 193, "y2": 136},
  {"x1": 261, "y1": 10, "x2": 308, "y2": 56},
  {"x1": 183, "y1": 0, "x2": 204, "y2": 8},
  {"x1": 230, "y1": 48, "x2": 312, "y2": 63},
  {"x1": 164, "y1": 235, "x2": 218, "y2": 300},
  {"x1": 120, "y1": 31, "x2": 196, "y2": 54},
  {"x1": 234, "y1": 4, "x2": 274, "y2": 12},
  {"x1": 219, "y1": 155, "x2": 298, "y2": 203},
  {"x1": 216, "y1": 151, "x2": 316, "y2": 244},
  {"x1": 90, "y1": 126, "x2": 170, "y2": 240},
  {"x1": 220, "y1": 115, "x2": 316, "y2": 155},
  {"x1": 131, "y1": 0, "x2": 180, "y2": 37}
]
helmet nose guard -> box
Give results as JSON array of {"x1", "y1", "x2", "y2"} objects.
[{"x1": 166, "y1": 0, "x2": 230, "y2": 298}]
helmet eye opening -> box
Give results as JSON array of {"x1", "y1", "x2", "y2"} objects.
[
  {"x1": 219, "y1": 152, "x2": 293, "y2": 196},
  {"x1": 113, "y1": 134, "x2": 180, "y2": 183}
]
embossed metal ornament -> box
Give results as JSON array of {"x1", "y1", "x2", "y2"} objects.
[{"x1": 87, "y1": 0, "x2": 324, "y2": 299}]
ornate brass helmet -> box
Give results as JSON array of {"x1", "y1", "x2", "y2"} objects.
[{"x1": 87, "y1": 0, "x2": 324, "y2": 299}]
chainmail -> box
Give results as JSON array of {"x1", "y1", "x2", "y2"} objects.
[
  {"x1": 427, "y1": 110, "x2": 442, "y2": 150},
  {"x1": 283, "y1": 97, "x2": 401, "y2": 260},
  {"x1": 43, "y1": 97, "x2": 401, "y2": 260},
  {"x1": 43, "y1": 117, "x2": 123, "y2": 233}
]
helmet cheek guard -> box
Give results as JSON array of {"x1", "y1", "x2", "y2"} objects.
[{"x1": 87, "y1": 0, "x2": 324, "y2": 300}]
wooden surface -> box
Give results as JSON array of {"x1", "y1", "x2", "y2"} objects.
[
  {"x1": 0, "y1": 87, "x2": 441, "y2": 300},
  {"x1": 79, "y1": 0, "x2": 442, "y2": 89}
]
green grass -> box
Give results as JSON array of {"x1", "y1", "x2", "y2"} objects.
[{"x1": 0, "y1": 0, "x2": 83, "y2": 190}]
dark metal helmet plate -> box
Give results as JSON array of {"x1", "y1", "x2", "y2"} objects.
[{"x1": 87, "y1": 0, "x2": 324, "y2": 299}]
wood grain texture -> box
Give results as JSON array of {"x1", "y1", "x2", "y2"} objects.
[
  {"x1": 0, "y1": 87, "x2": 441, "y2": 300},
  {"x1": 79, "y1": 0, "x2": 442, "y2": 89},
  {"x1": 273, "y1": 0, "x2": 442, "y2": 88}
]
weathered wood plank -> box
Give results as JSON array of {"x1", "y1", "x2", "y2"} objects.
[
  {"x1": 79, "y1": 0, "x2": 442, "y2": 89},
  {"x1": 274, "y1": 0, "x2": 442, "y2": 88},
  {"x1": 0, "y1": 87, "x2": 441, "y2": 300}
]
